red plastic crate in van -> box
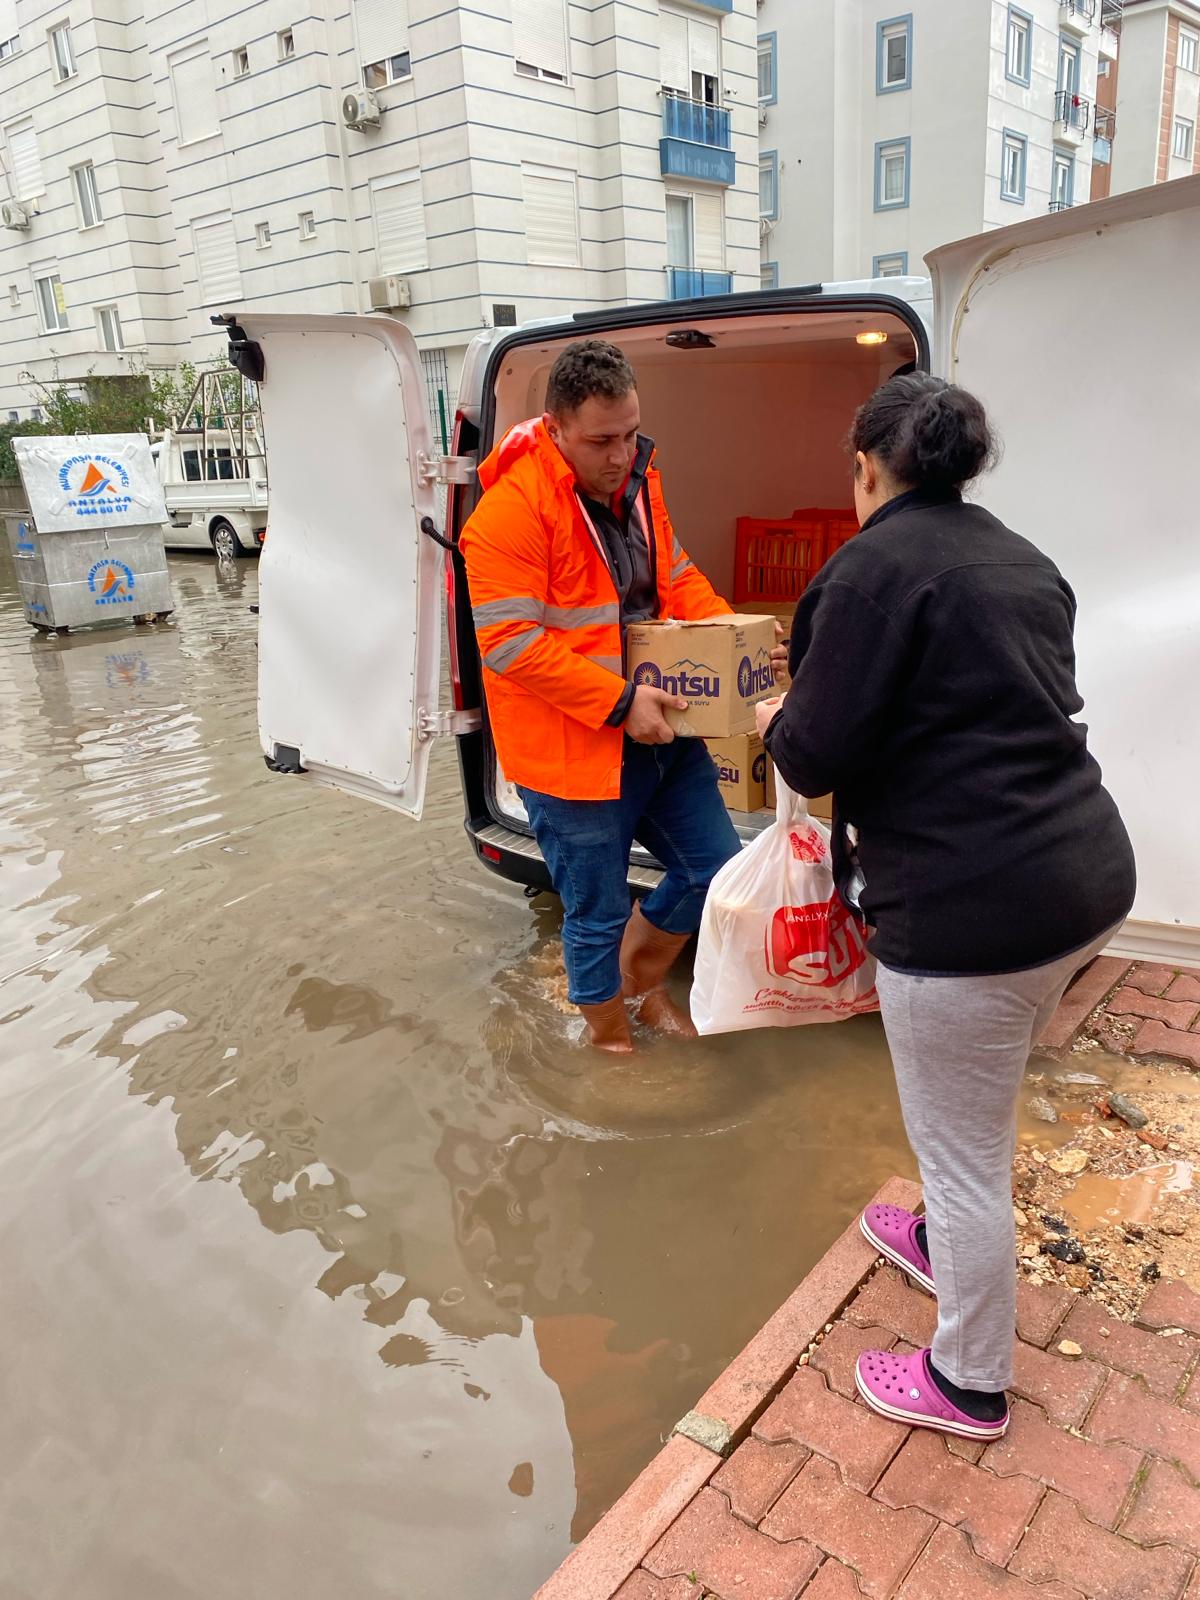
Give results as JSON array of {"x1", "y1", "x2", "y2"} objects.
[
  {"x1": 734, "y1": 514, "x2": 828, "y2": 605},
  {"x1": 792, "y1": 507, "x2": 860, "y2": 559}
]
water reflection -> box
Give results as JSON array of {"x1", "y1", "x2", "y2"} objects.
[{"x1": 0, "y1": 547, "x2": 918, "y2": 1597}]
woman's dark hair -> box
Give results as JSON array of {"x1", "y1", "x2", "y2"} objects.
[{"x1": 849, "y1": 373, "x2": 998, "y2": 493}]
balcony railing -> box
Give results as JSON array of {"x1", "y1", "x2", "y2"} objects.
[
  {"x1": 1061, "y1": 0, "x2": 1096, "y2": 23},
  {"x1": 1055, "y1": 90, "x2": 1091, "y2": 133},
  {"x1": 1101, "y1": 0, "x2": 1124, "y2": 23},
  {"x1": 1094, "y1": 106, "x2": 1116, "y2": 139},
  {"x1": 662, "y1": 92, "x2": 732, "y2": 149},
  {"x1": 665, "y1": 268, "x2": 733, "y2": 300},
  {"x1": 1048, "y1": 200, "x2": 1074, "y2": 212}
]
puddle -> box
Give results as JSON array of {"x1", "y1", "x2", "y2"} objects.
[{"x1": 1060, "y1": 1161, "x2": 1196, "y2": 1231}]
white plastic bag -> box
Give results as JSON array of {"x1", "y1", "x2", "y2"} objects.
[{"x1": 690, "y1": 778, "x2": 880, "y2": 1034}]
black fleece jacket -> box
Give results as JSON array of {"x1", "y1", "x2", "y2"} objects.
[{"x1": 763, "y1": 489, "x2": 1135, "y2": 974}]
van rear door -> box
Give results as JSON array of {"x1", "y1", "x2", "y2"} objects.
[
  {"x1": 238, "y1": 311, "x2": 454, "y2": 821},
  {"x1": 928, "y1": 176, "x2": 1200, "y2": 962}
]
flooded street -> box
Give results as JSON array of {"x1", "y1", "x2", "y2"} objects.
[{"x1": 0, "y1": 550, "x2": 918, "y2": 1600}]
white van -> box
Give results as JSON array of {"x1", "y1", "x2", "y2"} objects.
[{"x1": 236, "y1": 175, "x2": 1200, "y2": 968}]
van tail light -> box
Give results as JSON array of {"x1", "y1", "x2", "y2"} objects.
[{"x1": 479, "y1": 843, "x2": 502, "y2": 864}]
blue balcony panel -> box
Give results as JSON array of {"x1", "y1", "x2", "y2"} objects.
[
  {"x1": 659, "y1": 138, "x2": 736, "y2": 186},
  {"x1": 666, "y1": 269, "x2": 734, "y2": 300}
]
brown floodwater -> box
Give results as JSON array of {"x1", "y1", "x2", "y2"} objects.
[{"x1": 0, "y1": 550, "x2": 924, "y2": 1599}]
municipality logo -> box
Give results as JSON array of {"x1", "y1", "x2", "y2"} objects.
[
  {"x1": 59, "y1": 454, "x2": 134, "y2": 519},
  {"x1": 737, "y1": 651, "x2": 774, "y2": 699},
  {"x1": 633, "y1": 658, "x2": 719, "y2": 698},
  {"x1": 88, "y1": 559, "x2": 136, "y2": 605}
]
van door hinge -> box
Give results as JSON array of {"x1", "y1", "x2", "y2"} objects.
[
  {"x1": 417, "y1": 451, "x2": 476, "y2": 488},
  {"x1": 417, "y1": 708, "x2": 482, "y2": 741}
]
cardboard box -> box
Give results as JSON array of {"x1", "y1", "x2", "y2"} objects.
[
  {"x1": 763, "y1": 755, "x2": 832, "y2": 822},
  {"x1": 626, "y1": 614, "x2": 777, "y2": 738},
  {"x1": 707, "y1": 733, "x2": 767, "y2": 813}
]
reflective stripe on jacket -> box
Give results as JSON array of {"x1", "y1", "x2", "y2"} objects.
[{"x1": 460, "y1": 418, "x2": 730, "y2": 801}]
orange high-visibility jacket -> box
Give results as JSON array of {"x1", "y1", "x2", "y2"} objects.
[{"x1": 460, "y1": 419, "x2": 730, "y2": 801}]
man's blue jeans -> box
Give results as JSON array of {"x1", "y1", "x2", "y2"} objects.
[{"x1": 518, "y1": 736, "x2": 742, "y2": 1007}]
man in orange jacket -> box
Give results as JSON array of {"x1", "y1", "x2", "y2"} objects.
[{"x1": 461, "y1": 340, "x2": 745, "y2": 1053}]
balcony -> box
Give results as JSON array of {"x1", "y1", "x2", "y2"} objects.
[
  {"x1": 665, "y1": 268, "x2": 733, "y2": 300},
  {"x1": 1054, "y1": 89, "x2": 1091, "y2": 144},
  {"x1": 1048, "y1": 200, "x2": 1074, "y2": 212},
  {"x1": 1060, "y1": 0, "x2": 1095, "y2": 32},
  {"x1": 660, "y1": 93, "x2": 735, "y2": 186},
  {"x1": 1094, "y1": 105, "x2": 1115, "y2": 162}
]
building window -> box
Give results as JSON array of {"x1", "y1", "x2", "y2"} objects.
[
  {"x1": 1001, "y1": 129, "x2": 1027, "y2": 202},
  {"x1": 192, "y1": 212, "x2": 242, "y2": 304},
  {"x1": 874, "y1": 137, "x2": 910, "y2": 209},
  {"x1": 371, "y1": 171, "x2": 428, "y2": 273},
  {"x1": 96, "y1": 304, "x2": 123, "y2": 351},
  {"x1": 512, "y1": 0, "x2": 568, "y2": 83},
  {"x1": 1179, "y1": 27, "x2": 1199, "y2": 73},
  {"x1": 761, "y1": 261, "x2": 779, "y2": 289},
  {"x1": 34, "y1": 271, "x2": 68, "y2": 333},
  {"x1": 364, "y1": 52, "x2": 411, "y2": 89},
  {"x1": 71, "y1": 162, "x2": 102, "y2": 229},
  {"x1": 1097, "y1": 57, "x2": 1111, "y2": 77},
  {"x1": 665, "y1": 189, "x2": 724, "y2": 271},
  {"x1": 872, "y1": 252, "x2": 908, "y2": 277},
  {"x1": 278, "y1": 28, "x2": 295, "y2": 60},
  {"x1": 757, "y1": 33, "x2": 776, "y2": 104},
  {"x1": 168, "y1": 43, "x2": 220, "y2": 145},
  {"x1": 8, "y1": 284, "x2": 19, "y2": 308},
  {"x1": 48, "y1": 21, "x2": 75, "y2": 81},
  {"x1": 1006, "y1": 6, "x2": 1032, "y2": 86},
  {"x1": 4, "y1": 118, "x2": 45, "y2": 201},
  {"x1": 0, "y1": 36, "x2": 21, "y2": 59},
  {"x1": 1051, "y1": 147, "x2": 1074, "y2": 209},
  {"x1": 877, "y1": 15, "x2": 912, "y2": 93},
  {"x1": 298, "y1": 210, "x2": 316, "y2": 241},
  {"x1": 6, "y1": 411, "x2": 17, "y2": 422},
  {"x1": 665, "y1": 193, "x2": 693, "y2": 268},
  {"x1": 255, "y1": 220, "x2": 271, "y2": 249},
  {"x1": 1058, "y1": 35, "x2": 1080, "y2": 95},
  {"x1": 521, "y1": 161, "x2": 580, "y2": 266},
  {"x1": 31, "y1": 407, "x2": 43, "y2": 421},
  {"x1": 1174, "y1": 117, "x2": 1195, "y2": 160},
  {"x1": 661, "y1": 5, "x2": 721, "y2": 105},
  {"x1": 233, "y1": 45, "x2": 250, "y2": 76},
  {"x1": 759, "y1": 150, "x2": 779, "y2": 219}
]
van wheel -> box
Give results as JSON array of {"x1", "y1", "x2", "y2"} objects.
[{"x1": 211, "y1": 519, "x2": 244, "y2": 561}]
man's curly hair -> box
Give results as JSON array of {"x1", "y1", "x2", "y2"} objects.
[{"x1": 545, "y1": 340, "x2": 637, "y2": 418}]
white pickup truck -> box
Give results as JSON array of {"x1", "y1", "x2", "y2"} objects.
[{"x1": 151, "y1": 367, "x2": 268, "y2": 560}]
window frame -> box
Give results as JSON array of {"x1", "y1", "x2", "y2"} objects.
[
  {"x1": 874, "y1": 136, "x2": 911, "y2": 211},
  {"x1": 364, "y1": 51, "x2": 412, "y2": 89},
  {"x1": 1006, "y1": 5, "x2": 1033, "y2": 87},
  {"x1": 48, "y1": 21, "x2": 76, "y2": 82},
  {"x1": 759, "y1": 149, "x2": 779, "y2": 220},
  {"x1": 520, "y1": 160, "x2": 581, "y2": 268},
  {"x1": 1058, "y1": 34, "x2": 1081, "y2": 95},
  {"x1": 233, "y1": 45, "x2": 250, "y2": 77},
  {"x1": 71, "y1": 161, "x2": 103, "y2": 229},
  {"x1": 0, "y1": 35, "x2": 21, "y2": 59},
  {"x1": 876, "y1": 14, "x2": 912, "y2": 95},
  {"x1": 96, "y1": 303, "x2": 124, "y2": 352},
  {"x1": 1051, "y1": 146, "x2": 1075, "y2": 208},
  {"x1": 761, "y1": 260, "x2": 779, "y2": 290},
  {"x1": 664, "y1": 191, "x2": 694, "y2": 269},
  {"x1": 168, "y1": 42, "x2": 221, "y2": 147},
  {"x1": 871, "y1": 251, "x2": 908, "y2": 278},
  {"x1": 1178, "y1": 26, "x2": 1199, "y2": 73},
  {"x1": 512, "y1": 0, "x2": 570, "y2": 84},
  {"x1": 33, "y1": 269, "x2": 68, "y2": 334},
  {"x1": 255, "y1": 220, "x2": 271, "y2": 250},
  {"x1": 370, "y1": 169, "x2": 429, "y2": 274},
  {"x1": 277, "y1": 28, "x2": 295, "y2": 61},
  {"x1": 191, "y1": 210, "x2": 242, "y2": 306},
  {"x1": 1173, "y1": 116, "x2": 1195, "y2": 161},
  {"x1": 298, "y1": 210, "x2": 316, "y2": 241},
  {"x1": 1000, "y1": 128, "x2": 1028, "y2": 204},
  {"x1": 757, "y1": 31, "x2": 777, "y2": 105}
]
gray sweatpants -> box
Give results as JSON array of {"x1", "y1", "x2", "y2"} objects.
[{"x1": 875, "y1": 926, "x2": 1118, "y2": 1391}]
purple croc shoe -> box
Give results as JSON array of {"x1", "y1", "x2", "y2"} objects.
[
  {"x1": 860, "y1": 1203, "x2": 935, "y2": 1296},
  {"x1": 855, "y1": 1348, "x2": 1010, "y2": 1441}
]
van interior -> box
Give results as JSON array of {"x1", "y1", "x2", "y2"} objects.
[{"x1": 477, "y1": 304, "x2": 922, "y2": 837}]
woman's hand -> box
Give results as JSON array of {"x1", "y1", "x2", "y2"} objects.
[
  {"x1": 770, "y1": 619, "x2": 790, "y2": 685},
  {"x1": 755, "y1": 694, "x2": 784, "y2": 739}
]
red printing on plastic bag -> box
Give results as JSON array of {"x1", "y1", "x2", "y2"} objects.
[{"x1": 765, "y1": 894, "x2": 870, "y2": 987}]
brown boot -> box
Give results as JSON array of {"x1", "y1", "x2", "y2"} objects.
[
  {"x1": 619, "y1": 904, "x2": 697, "y2": 1038},
  {"x1": 577, "y1": 994, "x2": 635, "y2": 1053}
]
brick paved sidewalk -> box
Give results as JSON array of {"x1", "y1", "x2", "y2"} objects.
[
  {"x1": 1038, "y1": 954, "x2": 1200, "y2": 1067},
  {"x1": 535, "y1": 1175, "x2": 1200, "y2": 1600}
]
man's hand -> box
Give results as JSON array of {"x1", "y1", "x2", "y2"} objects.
[
  {"x1": 770, "y1": 619, "x2": 790, "y2": 686},
  {"x1": 755, "y1": 694, "x2": 784, "y2": 739},
  {"x1": 626, "y1": 684, "x2": 687, "y2": 744}
]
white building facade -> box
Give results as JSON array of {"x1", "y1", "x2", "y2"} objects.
[
  {"x1": 0, "y1": 0, "x2": 761, "y2": 420},
  {"x1": 756, "y1": 0, "x2": 1113, "y2": 287},
  {"x1": 1105, "y1": 0, "x2": 1200, "y2": 195}
]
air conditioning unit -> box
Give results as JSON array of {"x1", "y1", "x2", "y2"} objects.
[
  {"x1": 758, "y1": 105, "x2": 768, "y2": 126},
  {"x1": 342, "y1": 88, "x2": 381, "y2": 131},
  {"x1": 369, "y1": 275, "x2": 412, "y2": 310},
  {"x1": 2, "y1": 200, "x2": 31, "y2": 231}
]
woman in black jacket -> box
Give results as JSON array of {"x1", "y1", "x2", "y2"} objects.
[{"x1": 759, "y1": 374, "x2": 1135, "y2": 1441}]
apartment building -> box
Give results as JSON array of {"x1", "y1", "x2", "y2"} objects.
[
  {"x1": 756, "y1": 0, "x2": 1114, "y2": 287},
  {"x1": 1098, "y1": 0, "x2": 1200, "y2": 196},
  {"x1": 0, "y1": 0, "x2": 760, "y2": 420}
]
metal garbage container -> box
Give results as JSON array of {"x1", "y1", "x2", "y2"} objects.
[{"x1": 8, "y1": 434, "x2": 174, "y2": 633}]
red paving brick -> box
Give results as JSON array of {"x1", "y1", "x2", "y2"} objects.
[
  {"x1": 644, "y1": 1486, "x2": 820, "y2": 1600},
  {"x1": 1088, "y1": 1371, "x2": 1200, "y2": 1480},
  {"x1": 875, "y1": 1428, "x2": 1043, "y2": 1567},
  {"x1": 895, "y1": 1524, "x2": 1081, "y2": 1600},
  {"x1": 762, "y1": 1455, "x2": 935, "y2": 1600},
  {"x1": 614, "y1": 1575, "x2": 699, "y2": 1600},
  {"x1": 1009, "y1": 1338, "x2": 1106, "y2": 1429},
  {"x1": 1108, "y1": 986, "x2": 1200, "y2": 1030},
  {"x1": 1121, "y1": 1457, "x2": 1200, "y2": 1556},
  {"x1": 1166, "y1": 974, "x2": 1200, "y2": 1005},
  {"x1": 1131, "y1": 1020, "x2": 1200, "y2": 1068},
  {"x1": 1014, "y1": 1279, "x2": 1074, "y2": 1348},
  {"x1": 810, "y1": 1322, "x2": 898, "y2": 1400},
  {"x1": 1124, "y1": 963, "x2": 1181, "y2": 997},
  {"x1": 1181, "y1": 1366, "x2": 1200, "y2": 1414},
  {"x1": 1009, "y1": 1489, "x2": 1194, "y2": 1600},
  {"x1": 1038, "y1": 955, "x2": 1131, "y2": 1051},
  {"x1": 755, "y1": 1366, "x2": 903, "y2": 1494},
  {"x1": 712, "y1": 1437, "x2": 809, "y2": 1525},
  {"x1": 1060, "y1": 1296, "x2": 1199, "y2": 1398},
  {"x1": 982, "y1": 1397, "x2": 1143, "y2": 1528},
  {"x1": 843, "y1": 1267, "x2": 937, "y2": 1347},
  {"x1": 1137, "y1": 1279, "x2": 1200, "y2": 1339},
  {"x1": 800, "y1": 1561, "x2": 865, "y2": 1599}
]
